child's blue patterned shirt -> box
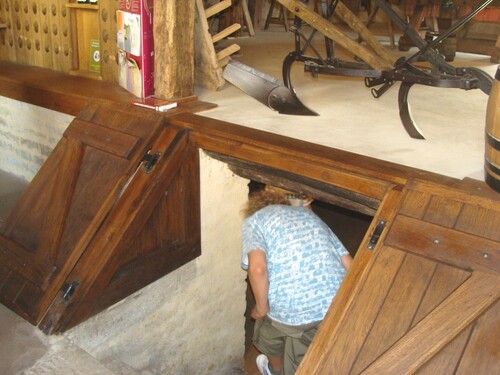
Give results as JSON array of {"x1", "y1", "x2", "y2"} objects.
[{"x1": 242, "y1": 204, "x2": 349, "y2": 325}]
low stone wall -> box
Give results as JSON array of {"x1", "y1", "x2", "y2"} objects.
[
  {"x1": 0, "y1": 97, "x2": 249, "y2": 374},
  {"x1": 0, "y1": 96, "x2": 74, "y2": 181}
]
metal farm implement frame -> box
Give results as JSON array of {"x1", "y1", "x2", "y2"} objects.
[{"x1": 277, "y1": 0, "x2": 494, "y2": 138}]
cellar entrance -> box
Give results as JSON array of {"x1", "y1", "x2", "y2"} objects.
[
  {"x1": 1, "y1": 101, "x2": 498, "y2": 374},
  {"x1": 243, "y1": 180, "x2": 374, "y2": 352}
]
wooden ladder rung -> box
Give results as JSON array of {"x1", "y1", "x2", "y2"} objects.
[
  {"x1": 205, "y1": 0, "x2": 232, "y2": 18},
  {"x1": 212, "y1": 23, "x2": 241, "y2": 43},
  {"x1": 216, "y1": 44, "x2": 240, "y2": 61},
  {"x1": 218, "y1": 56, "x2": 231, "y2": 68}
]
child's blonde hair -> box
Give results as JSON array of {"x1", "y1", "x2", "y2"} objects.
[{"x1": 242, "y1": 189, "x2": 290, "y2": 218}]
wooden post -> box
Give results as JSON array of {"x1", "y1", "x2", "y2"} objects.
[{"x1": 154, "y1": 0, "x2": 196, "y2": 99}]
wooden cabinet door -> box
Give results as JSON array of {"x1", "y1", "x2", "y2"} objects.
[
  {"x1": 299, "y1": 180, "x2": 500, "y2": 375},
  {"x1": 0, "y1": 101, "x2": 183, "y2": 327}
]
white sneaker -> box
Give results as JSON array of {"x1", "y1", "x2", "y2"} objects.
[{"x1": 256, "y1": 354, "x2": 273, "y2": 375}]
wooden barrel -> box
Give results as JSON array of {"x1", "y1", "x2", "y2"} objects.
[{"x1": 485, "y1": 65, "x2": 500, "y2": 192}]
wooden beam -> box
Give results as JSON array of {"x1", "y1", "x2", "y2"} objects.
[
  {"x1": 0, "y1": 61, "x2": 216, "y2": 116},
  {"x1": 154, "y1": 0, "x2": 196, "y2": 98},
  {"x1": 171, "y1": 113, "x2": 460, "y2": 199},
  {"x1": 334, "y1": 1, "x2": 396, "y2": 66},
  {"x1": 241, "y1": 0, "x2": 256, "y2": 36},
  {"x1": 206, "y1": 151, "x2": 380, "y2": 215}
]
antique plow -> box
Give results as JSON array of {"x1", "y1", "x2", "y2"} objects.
[{"x1": 276, "y1": 0, "x2": 494, "y2": 139}]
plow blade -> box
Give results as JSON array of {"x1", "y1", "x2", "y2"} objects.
[{"x1": 223, "y1": 59, "x2": 318, "y2": 116}]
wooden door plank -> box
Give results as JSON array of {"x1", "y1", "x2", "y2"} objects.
[
  {"x1": 0, "y1": 140, "x2": 67, "y2": 238},
  {"x1": 361, "y1": 272, "x2": 500, "y2": 375},
  {"x1": 455, "y1": 299, "x2": 500, "y2": 375},
  {"x1": 60, "y1": 129, "x2": 190, "y2": 331},
  {"x1": 351, "y1": 253, "x2": 437, "y2": 373},
  {"x1": 89, "y1": 242, "x2": 200, "y2": 318},
  {"x1": 39, "y1": 127, "x2": 189, "y2": 333},
  {"x1": 315, "y1": 246, "x2": 406, "y2": 374},
  {"x1": 76, "y1": 99, "x2": 164, "y2": 138},
  {"x1": 386, "y1": 215, "x2": 500, "y2": 274},
  {"x1": 423, "y1": 195, "x2": 463, "y2": 227},
  {"x1": 398, "y1": 189, "x2": 431, "y2": 219},
  {"x1": 0, "y1": 234, "x2": 56, "y2": 287},
  {"x1": 38, "y1": 137, "x2": 83, "y2": 263},
  {"x1": 299, "y1": 180, "x2": 499, "y2": 375},
  {"x1": 0, "y1": 100, "x2": 170, "y2": 327},
  {"x1": 85, "y1": 145, "x2": 201, "y2": 319},
  {"x1": 456, "y1": 204, "x2": 500, "y2": 242},
  {"x1": 412, "y1": 263, "x2": 470, "y2": 325},
  {"x1": 297, "y1": 187, "x2": 405, "y2": 374},
  {"x1": 415, "y1": 326, "x2": 473, "y2": 375},
  {"x1": 36, "y1": 146, "x2": 134, "y2": 318},
  {"x1": 53, "y1": 146, "x2": 132, "y2": 267},
  {"x1": 406, "y1": 179, "x2": 500, "y2": 210},
  {"x1": 65, "y1": 119, "x2": 140, "y2": 158}
]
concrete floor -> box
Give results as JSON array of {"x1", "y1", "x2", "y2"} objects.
[{"x1": 0, "y1": 23, "x2": 498, "y2": 374}]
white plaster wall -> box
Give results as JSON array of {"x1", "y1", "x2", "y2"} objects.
[
  {"x1": 65, "y1": 151, "x2": 249, "y2": 375},
  {"x1": 0, "y1": 96, "x2": 74, "y2": 181}
]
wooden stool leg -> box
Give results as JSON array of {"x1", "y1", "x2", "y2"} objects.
[
  {"x1": 279, "y1": 5, "x2": 289, "y2": 31},
  {"x1": 264, "y1": 0, "x2": 276, "y2": 30},
  {"x1": 264, "y1": 0, "x2": 289, "y2": 31}
]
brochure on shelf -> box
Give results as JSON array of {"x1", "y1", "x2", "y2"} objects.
[{"x1": 117, "y1": 0, "x2": 154, "y2": 98}]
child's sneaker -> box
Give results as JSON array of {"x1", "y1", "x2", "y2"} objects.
[{"x1": 256, "y1": 354, "x2": 273, "y2": 375}]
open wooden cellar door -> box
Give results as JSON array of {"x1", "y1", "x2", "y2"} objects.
[
  {"x1": 299, "y1": 180, "x2": 499, "y2": 374},
  {"x1": 0, "y1": 100, "x2": 201, "y2": 334}
]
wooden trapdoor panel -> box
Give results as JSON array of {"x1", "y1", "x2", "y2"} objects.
[
  {"x1": 0, "y1": 101, "x2": 164, "y2": 325},
  {"x1": 299, "y1": 180, "x2": 500, "y2": 375},
  {"x1": 39, "y1": 125, "x2": 199, "y2": 334}
]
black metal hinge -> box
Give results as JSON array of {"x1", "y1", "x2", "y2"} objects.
[
  {"x1": 367, "y1": 220, "x2": 387, "y2": 250},
  {"x1": 142, "y1": 151, "x2": 162, "y2": 173},
  {"x1": 60, "y1": 280, "x2": 80, "y2": 303}
]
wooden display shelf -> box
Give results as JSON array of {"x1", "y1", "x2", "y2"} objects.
[
  {"x1": 68, "y1": 69, "x2": 103, "y2": 80},
  {"x1": 0, "y1": 61, "x2": 217, "y2": 117},
  {"x1": 66, "y1": 3, "x2": 99, "y2": 10}
]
